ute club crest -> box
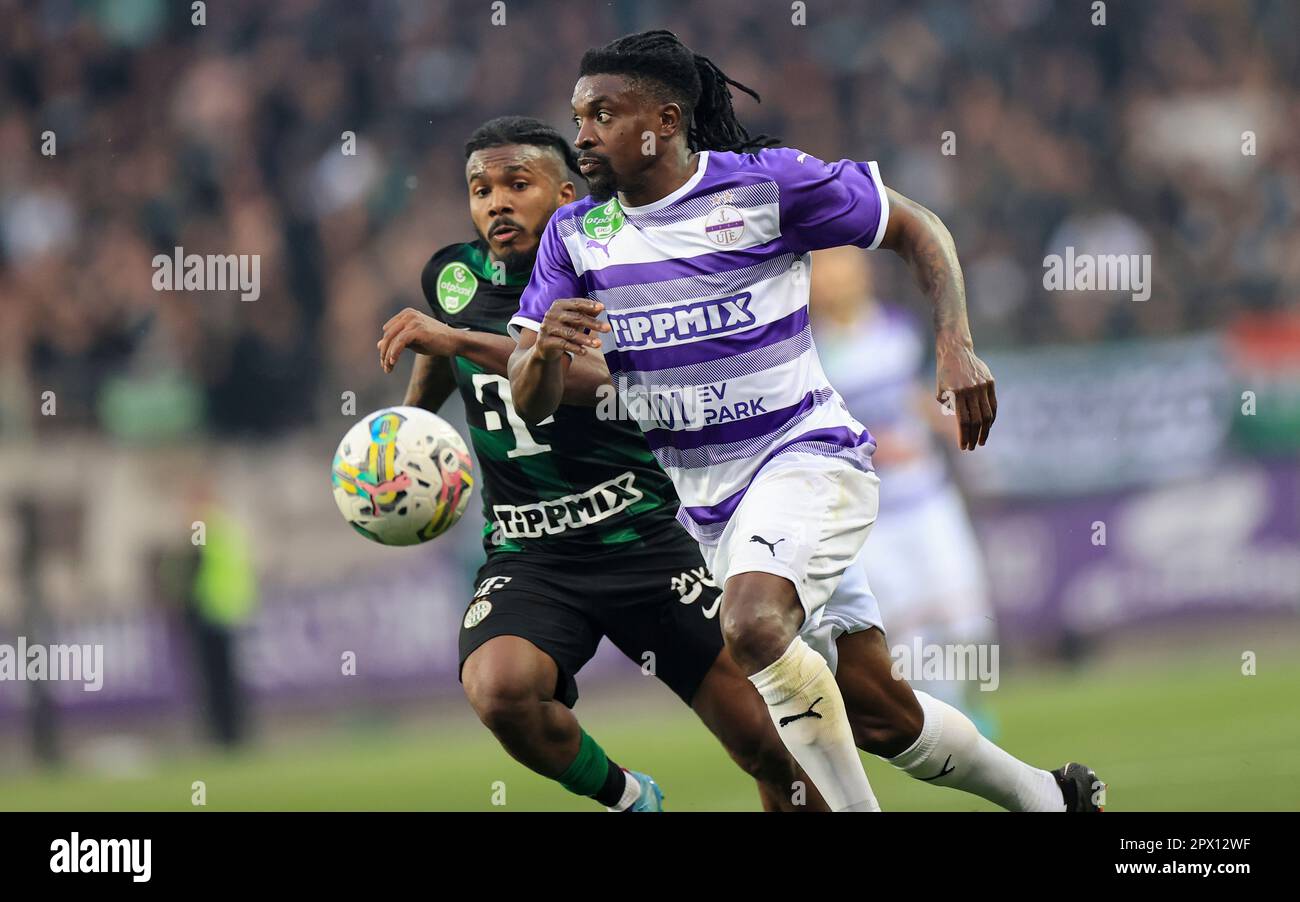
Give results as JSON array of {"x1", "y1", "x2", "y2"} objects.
[{"x1": 704, "y1": 204, "x2": 745, "y2": 246}]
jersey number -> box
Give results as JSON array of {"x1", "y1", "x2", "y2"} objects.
[{"x1": 471, "y1": 374, "x2": 553, "y2": 459}]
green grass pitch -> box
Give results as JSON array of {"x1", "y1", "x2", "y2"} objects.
[{"x1": 3, "y1": 644, "x2": 1297, "y2": 811}]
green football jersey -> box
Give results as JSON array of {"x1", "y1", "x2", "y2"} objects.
[{"x1": 421, "y1": 240, "x2": 682, "y2": 557}]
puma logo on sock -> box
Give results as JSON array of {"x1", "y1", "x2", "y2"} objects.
[
  {"x1": 779, "y1": 696, "x2": 824, "y2": 727},
  {"x1": 918, "y1": 754, "x2": 956, "y2": 781}
]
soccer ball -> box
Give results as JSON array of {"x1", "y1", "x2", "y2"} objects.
[{"x1": 331, "y1": 406, "x2": 474, "y2": 546}]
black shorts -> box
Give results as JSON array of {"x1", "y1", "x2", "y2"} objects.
[{"x1": 457, "y1": 529, "x2": 724, "y2": 708}]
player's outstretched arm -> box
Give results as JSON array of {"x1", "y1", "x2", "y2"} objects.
[
  {"x1": 879, "y1": 188, "x2": 997, "y2": 450},
  {"x1": 381, "y1": 306, "x2": 609, "y2": 407},
  {"x1": 508, "y1": 299, "x2": 610, "y2": 424}
]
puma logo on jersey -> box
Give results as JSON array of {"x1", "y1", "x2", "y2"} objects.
[
  {"x1": 608, "y1": 293, "x2": 754, "y2": 348},
  {"x1": 585, "y1": 237, "x2": 616, "y2": 257},
  {"x1": 749, "y1": 535, "x2": 785, "y2": 557}
]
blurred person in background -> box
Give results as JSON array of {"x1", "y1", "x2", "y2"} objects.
[
  {"x1": 811, "y1": 246, "x2": 999, "y2": 737},
  {"x1": 181, "y1": 482, "x2": 259, "y2": 748}
]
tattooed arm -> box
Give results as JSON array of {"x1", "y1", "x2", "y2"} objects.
[{"x1": 879, "y1": 189, "x2": 997, "y2": 450}]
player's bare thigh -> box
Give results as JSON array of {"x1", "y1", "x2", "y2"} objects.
[{"x1": 461, "y1": 635, "x2": 560, "y2": 717}]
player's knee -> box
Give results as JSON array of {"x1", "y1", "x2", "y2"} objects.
[
  {"x1": 720, "y1": 588, "x2": 802, "y2": 672},
  {"x1": 720, "y1": 610, "x2": 793, "y2": 672},
  {"x1": 462, "y1": 670, "x2": 543, "y2": 739}
]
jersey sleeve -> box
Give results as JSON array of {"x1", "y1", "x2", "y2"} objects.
[
  {"x1": 768, "y1": 147, "x2": 891, "y2": 253},
  {"x1": 508, "y1": 213, "x2": 583, "y2": 339}
]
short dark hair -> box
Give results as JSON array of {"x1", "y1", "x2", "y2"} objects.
[
  {"x1": 578, "y1": 30, "x2": 779, "y2": 153},
  {"x1": 464, "y1": 116, "x2": 580, "y2": 176}
]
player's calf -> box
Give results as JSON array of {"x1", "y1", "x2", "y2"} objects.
[
  {"x1": 462, "y1": 636, "x2": 654, "y2": 811},
  {"x1": 833, "y1": 628, "x2": 927, "y2": 756},
  {"x1": 462, "y1": 637, "x2": 575, "y2": 772},
  {"x1": 690, "y1": 648, "x2": 830, "y2": 811},
  {"x1": 835, "y1": 630, "x2": 1078, "y2": 811},
  {"x1": 720, "y1": 573, "x2": 880, "y2": 812},
  {"x1": 716, "y1": 723, "x2": 811, "y2": 810}
]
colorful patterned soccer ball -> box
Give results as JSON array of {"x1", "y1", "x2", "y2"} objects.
[{"x1": 331, "y1": 407, "x2": 474, "y2": 546}]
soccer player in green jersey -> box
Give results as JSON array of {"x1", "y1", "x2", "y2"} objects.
[{"x1": 377, "y1": 116, "x2": 823, "y2": 811}]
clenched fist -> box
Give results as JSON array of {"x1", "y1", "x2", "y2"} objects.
[{"x1": 535, "y1": 299, "x2": 611, "y2": 360}]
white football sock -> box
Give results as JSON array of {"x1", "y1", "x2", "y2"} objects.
[
  {"x1": 606, "y1": 770, "x2": 642, "y2": 812},
  {"x1": 886, "y1": 689, "x2": 1064, "y2": 811},
  {"x1": 749, "y1": 637, "x2": 880, "y2": 812}
]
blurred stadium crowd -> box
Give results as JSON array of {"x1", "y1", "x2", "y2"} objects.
[{"x1": 1, "y1": 0, "x2": 1296, "y2": 438}]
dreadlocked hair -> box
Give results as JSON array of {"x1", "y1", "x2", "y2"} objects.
[
  {"x1": 578, "y1": 30, "x2": 780, "y2": 153},
  {"x1": 464, "y1": 115, "x2": 581, "y2": 175}
]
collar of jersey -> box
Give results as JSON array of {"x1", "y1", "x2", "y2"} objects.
[
  {"x1": 464, "y1": 240, "x2": 531, "y2": 287},
  {"x1": 619, "y1": 151, "x2": 710, "y2": 216}
]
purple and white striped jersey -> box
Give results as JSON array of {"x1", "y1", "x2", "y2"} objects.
[{"x1": 510, "y1": 148, "x2": 890, "y2": 544}]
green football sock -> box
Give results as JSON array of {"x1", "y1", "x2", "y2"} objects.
[{"x1": 558, "y1": 729, "x2": 627, "y2": 806}]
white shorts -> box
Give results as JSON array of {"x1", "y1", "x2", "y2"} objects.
[
  {"x1": 698, "y1": 454, "x2": 884, "y2": 673},
  {"x1": 861, "y1": 480, "x2": 994, "y2": 644}
]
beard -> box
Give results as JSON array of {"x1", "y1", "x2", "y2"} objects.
[
  {"x1": 586, "y1": 169, "x2": 617, "y2": 203},
  {"x1": 496, "y1": 241, "x2": 539, "y2": 278},
  {"x1": 475, "y1": 221, "x2": 543, "y2": 278}
]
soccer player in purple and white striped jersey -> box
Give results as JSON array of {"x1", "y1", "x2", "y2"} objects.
[{"x1": 508, "y1": 30, "x2": 1103, "y2": 812}]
